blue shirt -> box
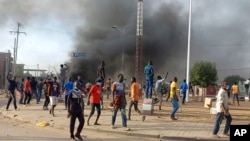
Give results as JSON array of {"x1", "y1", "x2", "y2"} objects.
[
  {"x1": 180, "y1": 82, "x2": 188, "y2": 94},
  {"x1": 144, "y1": 64, "x2": 153, "y2": 80},
  {"x1": 64, "y1": 81, "x2": 74, "y2": 96}
]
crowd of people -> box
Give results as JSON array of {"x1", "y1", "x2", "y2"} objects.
[{"x1": 7, "y1": 60, "x2": 250, "y2": 140}]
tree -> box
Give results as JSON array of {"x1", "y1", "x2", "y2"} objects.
[
  {"x1": 224, "y1": 75, "x2": 245, "y2": 86},
  {"x1": 190, "y1": 60, "x2": 218, "y2": 87}
]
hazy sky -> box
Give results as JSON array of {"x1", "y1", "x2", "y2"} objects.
[{"x1": 1, "y1": 0, "x2": 250, "y2": 81}]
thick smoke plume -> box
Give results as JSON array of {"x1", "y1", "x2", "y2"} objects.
[
  {"x1": 1, "y1": 0, "x2": 250, "y2": 82},
  {"x1": 70, "y1": 0, "x2": 189, "y2": 82}
]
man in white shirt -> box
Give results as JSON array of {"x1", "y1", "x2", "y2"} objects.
[{"x1": 212, "y1": 82, "x2": 232, "y2": 138}]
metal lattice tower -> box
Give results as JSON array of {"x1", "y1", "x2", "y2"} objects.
[{"x1": 135, "y1": 0, "x2": 143, "y2": 85}]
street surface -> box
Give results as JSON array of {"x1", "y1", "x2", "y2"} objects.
[{"x1": 0, "y1": 96, "x2": 183, "y2": 141}]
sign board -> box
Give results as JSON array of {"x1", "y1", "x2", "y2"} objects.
[{"x1": 72, "y1": 52, "x2": 86, "y2": 58}]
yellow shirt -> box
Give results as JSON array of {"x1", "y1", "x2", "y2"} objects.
[
  {"x1": 130, "y1": 82, "x2": 139, "y2": 101},
  {"x1": 231, "y1": 85, "x2": 239, "y2": 94},
  {"x1": 170, "y1": 81, "x2": 178, "y2": 98}
]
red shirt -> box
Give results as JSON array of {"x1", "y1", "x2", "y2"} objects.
[
  {"x1": 24, "y1": 80, "x2": 31, "y2": 92},
  {"x1": 89, "y1": 84, "x2": 102, "y2": 104}
]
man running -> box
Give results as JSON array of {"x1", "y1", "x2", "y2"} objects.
[
  {"x1": 67, "y1": 81, "x2": 85, "y2": 141},
  {"x1": 128, "y1": 77, "x2": 141, "y2": 120},
  {"x1": 111, "y1": 74, "x2": 130, "y2": 131},
  {"x1": 180, "y1": 79, "x2": 188, "y2": 105},
  {"x1": 6, "y1": 71, "x2": 20, "y2": 111},
  {"x1": 87, "y1": 78, "x2": 102, "y2": 126}
]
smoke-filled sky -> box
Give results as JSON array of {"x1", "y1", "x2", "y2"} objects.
[{"x1": 0, "y1": 0, "x2": 250, "y2": 82}]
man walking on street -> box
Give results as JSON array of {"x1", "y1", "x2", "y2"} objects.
[
  {"x1": 212, "y1": 81, "x2": 232, "y2": 138},
  {"x1": 231, "y1": 82, "x2": 240, "y2": 106},
  {"x1": 23, "y1": 77, "x2": 31, "y2": 106},
  {"x1": 37, "y1": 78, "x2": 44, "y2": 103},
  {"x1": 111, "y1": 74, "x2": 130, "y2": 131},
  {"x1": 49, "y1": 77, "x2": 60, "y2": 116},
  {"x1": 170, "y1": 77, "x2": 179, "y2": 120},
  {"x1": 87, "y1": 78, "x2": 102, "y2": 126},
  {"x1": 30, "y1": 77, "x2": 38, "y2": 104},
  {"x1": 144, "y1": 60, "x2": 154, "y2": 99},
  {"x1": 6, "y1": 71, "x2": 20, "y2": 111},
  {"x1": 64, "y1": 77, "x2": 74, "y2": 110},
  {"x1": 180, "y1": 79, "x2": 188, "y2": 105},
  {"x1": 19, "y1": 78, "x2": 25, "y2": 104},
  {"x1": 67, "y1": 81, "x2": 85, "y2": 141},
  {"x1": 128, "y1": 77, "x2": 141, "y2": 120}
]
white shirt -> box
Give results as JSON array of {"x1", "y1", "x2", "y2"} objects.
[
  {"x1": 155, "y1": 78, "x2": 165, "y2": 92},
  {"x1": 245, "y1": 79, "x2": 250, "y2": 85},
  {"x1": 215, "y1": 88, "x2": 229, "y2": 113}
]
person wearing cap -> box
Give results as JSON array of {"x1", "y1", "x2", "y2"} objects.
[
  {"x1": 86, "y1": 78, "x2": 102, "y2": 126},
  {"x1": 67, "y1": 81, "x2": 85, "y2": 141}
]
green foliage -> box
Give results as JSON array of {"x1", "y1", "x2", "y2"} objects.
[
  {"x1": 190, "y1": 60, "x2": 218, "y2": 87},
  {"x1": 224, "y1": 75, "x2": 245, "y2": 86}
]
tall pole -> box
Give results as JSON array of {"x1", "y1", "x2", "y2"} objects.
[
  {"x1": 186, "y1": 0, "x2": 192, "y2": 102},
  {"x1": 10, "y1": 22, "x2": 26, "y2": 76},
  {"x1": 5, "y1": 50, "x2": 10, "y2": 92},
  {"x1": 112, "y1": 26, "x2": 126, "y2": 74},
  {"x1": 13, "y1": 38, "x2": 17, "y2": 75}
]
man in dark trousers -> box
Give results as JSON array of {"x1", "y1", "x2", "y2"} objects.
[
  {"x1": 67, "y1": 81, "x2": 85, "y2": 141},
  {"x1": 6, "y1": 70, "x2": 20, "y2": 111}
]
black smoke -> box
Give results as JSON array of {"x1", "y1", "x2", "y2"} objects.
[{"x1": 69, "y1": 0, "x2": 189, "y2": 82}]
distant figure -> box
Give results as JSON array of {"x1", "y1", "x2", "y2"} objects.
[
  {"x1": 188, "y1": 82, "x2": 194, "y2": 95},
  {"x1": 244, "y1": 78, "x2": 250, "y2": 97},
  {"x1": 64, "y1": 77, "x2": 74, "y2": 110},
  {"x1": 6, "y1": 71, "x2": 20, "y2": 111},
  {"x1": 180, "y1": 79, "x2": 188, "y2": 105},
  {"x1": 37, "y1": 78, "x2": 44, "y2": 103},
  {"x1": 212, "y1": 81, "x2": 231, "y2": 138},
  {"x1": 97, "y1": 60, "x2": 105, "y2": 87},
  {"x1": 30, "y1": 77, "x2": 38, "y2": 104},
  {"x1": 43, "y1": 76, "x2": 51, "y2": 110},
  {"x1": 19, "y1": 78, "x2": 25, "y2": 104},
  {"x1": 67, "y1": 81, "x2": 84, "y2": 141},
  {"x1": 144, "y1": 60, "x2": 154, "y2": 99},
  {"x1": 23, "y1": 77, "x2": 31, "y2": 106},
  {"x1": 231, "y1": 82, "x2": 240, "y2": 106},
  {"x1": 85, "y1": 80, "x2": 92, "y2": 93},
  {"x1": 60, "y1": 64, "x2": 69, "y2": 90},
  {"x1": 105, "y1": 78, "x2": 112, "y2": 99}
]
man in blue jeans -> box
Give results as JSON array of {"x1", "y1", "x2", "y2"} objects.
[
  {"x1": 170, "y1": 77, "x2": 179, "y2": 120},
  {"x1": 180, "y1": 79, "x2": 188, "y2": 105},
  {"x1": 111, "y1": 74, "x2": 130, "y2": 131},
  {"x1": 212, "y1": 81, "x2": 232, "y2": 138},
  {"x1": 144, "y1": 60, "x2": 154, "y2": 99}
]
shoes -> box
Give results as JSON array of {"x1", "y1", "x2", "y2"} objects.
[
  {"x1": 111, "y1": 125, "x2": 115, "y2": 129},
  {"x1": 75, "y1": 134, "x2": 83, "y2": 141},
  {"x1": 170, "y1": 117, "x2": 178, "y2": 120},
  {"x1": 223, "y1": 133, "x2": 230, "y2": 136},
  {"x1": 94, "y1": 123, "x2": 101, "y2": 125},
  {"x1": 70, "y1": 137, "x2": 76, "y2": 141},
  {"x1": 123, "y1": 127, "x2": 131, "y2": 131},
  {"x1": 212, "y1": 134, "x2": 220, "y2": 138}
]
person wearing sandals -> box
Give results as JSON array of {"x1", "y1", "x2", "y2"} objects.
[{"x1": 87, "y1": 78, "x2": 102, "y2": 126}]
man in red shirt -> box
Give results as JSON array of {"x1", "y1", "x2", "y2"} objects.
[{"x1": 87, "y1": 78, "x2": 102, "y2": 126}]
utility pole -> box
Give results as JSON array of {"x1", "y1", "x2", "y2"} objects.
[{"x1": 10, "y1": 22, "x2": 26, "y2": 76}]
